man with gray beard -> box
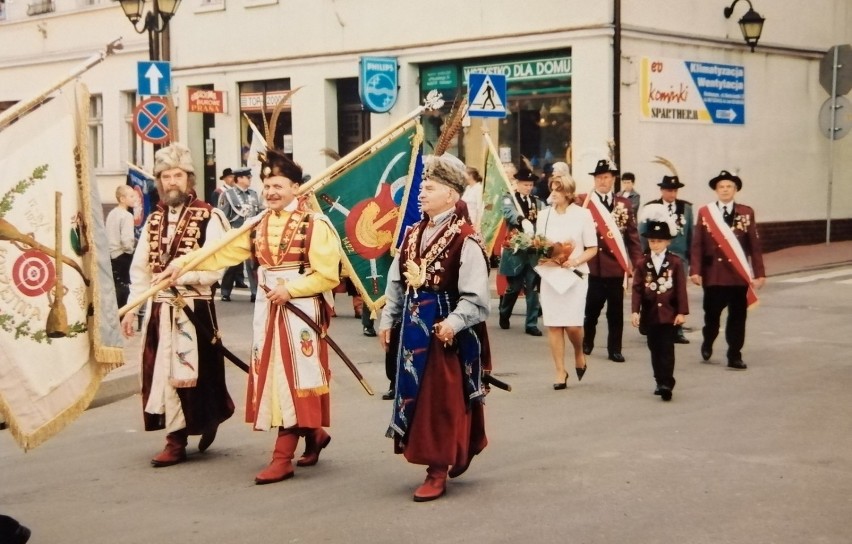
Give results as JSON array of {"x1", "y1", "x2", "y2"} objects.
[{"x1": 120, "y1": 143, "x2": 235, "y2": 468}]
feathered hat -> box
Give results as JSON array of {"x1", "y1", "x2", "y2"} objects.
[
  {"x1": 639, "y1": 203, "x2": 677, "y2": 240},
  {"x1": 424, "y1": 95, "x2": 468, "y2": 194},
  {"x1": 651, "y1": 156, "x2": 684, "y2": 189}
]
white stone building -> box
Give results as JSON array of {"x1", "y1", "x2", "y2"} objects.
[{"x1": 2, "y1": 0, "x2": 851, "y2": 249}]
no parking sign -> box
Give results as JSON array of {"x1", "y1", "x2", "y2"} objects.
[{"x1": 133, "y1": 97, "x2": 171, "y2": 144}]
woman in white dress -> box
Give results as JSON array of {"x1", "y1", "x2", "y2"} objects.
[
  {"x1": 461, "y1": 166, "x2": 484, "y2": 230},
  {"x1": 535, "y1": 174, "x2": 598, "y2": 389}
]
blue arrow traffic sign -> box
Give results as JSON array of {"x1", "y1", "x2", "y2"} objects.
[{"x1": 137, "y1": 61, "x2": 171, "y2": 97}]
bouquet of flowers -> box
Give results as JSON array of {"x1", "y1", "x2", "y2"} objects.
[
  {"x1": 537, "y1": 241, "x2": 575, "y2": 266},
  {"x1": 505, "y1": 231, "x2": 553, "y2": 257}
]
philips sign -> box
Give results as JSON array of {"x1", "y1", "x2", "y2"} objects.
[{"x1": 359, "y1": 56, "x2": 399, "y2": 113}]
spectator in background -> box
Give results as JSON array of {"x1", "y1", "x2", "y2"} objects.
[
  {"x1": 534, "y1": 162, "x2": 553, "y2": 202},
  {"x1": 618, "y1": 172, "x2": 641, "y2": 216},
  {"x1": 209, "y1": 167, "x2": 235, "y2": 207},
  {"x1": 461, "y1": 166, "x2": 484, "y2": 230},
  {"x1": 218, "y1": 167, "x2": 261, "y2": 302},
  {"x1": 106, "y1": 185, "x2": 139, "y2": 308}
]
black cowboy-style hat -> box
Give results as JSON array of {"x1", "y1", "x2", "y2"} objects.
[
  {"x1": 219, "y1": 167, "x2": 234, "y2": 180},
  {"x1": 515, "y1": 167, "x2": 538, "y2": 183},
  {"x1": 642, "y1": 220, "x2": 676, "y2": 240},
  {"x1": 658, "y1": 175, "x2": 685, "y2": 189},
  {"x1": 708, "y1": 170, "x2": 742, "y2": 191},
  {"x1": 589, "y1": 159, "x2": 618, "y2": 176}
]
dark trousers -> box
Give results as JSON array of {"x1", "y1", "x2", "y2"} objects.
[
  {"x1": 385, "y1": 320, "x2": 401, "y2": 388},
  {"x1": 221, "y1": 260, "x2": 257, "y2": 297},
  {"x1": 702, "y1": 285, "x2": 748, "y2": 362},
  {"x1": 111, "y1": 253, "x2": 133, "y2": 308},
  {"x1": 584, "y1": 275, "x2": 625, "y2": 355},
  {"x1": 646, "y1": 323, "x2": 676, "y2": 389},
  {"x1": 499, "y1": 265, "x2": 540, "y2": 330}
]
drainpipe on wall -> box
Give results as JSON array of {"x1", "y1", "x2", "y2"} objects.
[{"x1": 613, "y1": 0, "x2": 622, "y2": 187}]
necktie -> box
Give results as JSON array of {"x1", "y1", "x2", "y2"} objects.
[
  {"x1": 668, "y1": 203, "x2": 675, "y2": 216},
  {"x1": 722, "y1": 205, "x2": 731, "y2": 223},
  {"x1": 601, "y1": 194, "x2": 609, "y2": 208}
]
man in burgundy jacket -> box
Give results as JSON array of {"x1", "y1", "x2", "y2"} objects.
[
  {"x1": 690, "y1": 170, "x2": 766, "y2": 370},
  {"x1": 581, "y1": 159, "x2": 643, "y2": 362}
]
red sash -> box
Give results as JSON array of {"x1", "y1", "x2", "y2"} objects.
[
  {"x1": 586, "y1": 197, "x2": 631, "y2": 274},
  {"x1": 697, "y1": 205, "x2": 758, "y2": 307}
]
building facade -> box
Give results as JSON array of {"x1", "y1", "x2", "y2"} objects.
[{"x1": 2, "y1": 0, "x2": 851, "y2": 249}]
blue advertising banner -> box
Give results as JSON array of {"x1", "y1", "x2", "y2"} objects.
[
  {"x1": 359, "y1": 56, "x2": 398, "y2": 113},
  {"x1": 640, "y1": 57, "x2": 745, "y2": 125}
]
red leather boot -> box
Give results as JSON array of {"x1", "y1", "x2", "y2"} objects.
[
  {"x1": 151, "y1": 429, "x2": 188, "y2": 467},
  {"x1": 296, "y1": 428, "x2": 331, "y2": 467},
  {"x1": 413, "y1": 465, "x2": 448, "y2": 502},
  {"x1": 255, "y1": 428, "x2": 299, "y2": 485}
]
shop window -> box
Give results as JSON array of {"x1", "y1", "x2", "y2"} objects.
[
  {"x1": 419, "y1": 51, "x2": 571, "y2": 173},
  {"x1": 88, "y1": 94, "x2": 104, "y2": 170},
  {"x1": 239, "y1": 79, "x2": 292, "y2": 161},
  {"x1": 336, "y1": 78, "x2": 371, "y2": 156}
]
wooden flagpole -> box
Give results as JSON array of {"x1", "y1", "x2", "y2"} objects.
[{"x1": 0, "y1": 39, "x2": 123, "y2": 133}]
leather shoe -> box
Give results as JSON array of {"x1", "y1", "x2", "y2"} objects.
[
  {"x1": 700, "y1": 343, "x2": 712, "y2": 361},
  {"x1": 525, "y1": 327, "x2": 543, "y2": 337},
  {"x1": 250, "y1": 295, "x2": 256, "y2": 303},
  {"x1": 674, "y1": 334, "x2": 690, "y2": 344},
  {"x1": 381, "y1": 388, "x2": 395, "y2": 400},
  {"x1": 198, "y1": 424, "x2": 219, "y2": 452},
  {"x1": 659, "y1": 386, "x2": 673, "y2": 401},
  {"x1": 727, "y1": 359, "x2": 748, "y2": 370},
  {"x1": 363, "y1": 326, "x2": 377, "y2": 337},
  {"x1": 576, "y1": 365, "x2": 587, "y2": 382},
  {"x1": 499, "y1": 314, "x2": 510, "y2": 329},
  {"x1": 654, "y1": 386, "x2": 662, "y2": 396},
  {"x1": 220, "y1": 295, "x2": 231, "y2": 302},
  {"x1": 582, "y1": 343, "x2": 592, "y2": 355},
  {"x1": 608, "y1": 352, "x2": 626, "y2": 363}
]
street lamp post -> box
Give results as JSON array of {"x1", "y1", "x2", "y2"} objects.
[{"x1": 115, "y1": 0, "x2": 182, "y2": 61}]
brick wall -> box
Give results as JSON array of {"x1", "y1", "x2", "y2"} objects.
[{"x1": 758, "y1": 219, "x2": 852, "y2": 253}]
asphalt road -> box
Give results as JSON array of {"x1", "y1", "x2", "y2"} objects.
[{"x1": 2, "y1": 266, "x2": 852, "y2": 543}]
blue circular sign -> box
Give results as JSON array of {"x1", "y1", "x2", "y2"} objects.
[{"x1": 133, "y1": 97, "x2": 171, "y2": 144}]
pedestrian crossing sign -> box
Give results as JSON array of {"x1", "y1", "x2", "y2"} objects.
[{"x1": 467, "y1": 73, "x2": 507, "y2": 118}]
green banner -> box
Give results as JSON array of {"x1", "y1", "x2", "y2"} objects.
[
  {"x1": 479, "y1": 133, "x2": 513, "y2": 254},
  {"x1": 310, "y1": 122, "x2": 422, "y2": 313}
]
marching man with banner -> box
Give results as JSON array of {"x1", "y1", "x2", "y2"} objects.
[
  {"x1": 690, "y1": 170, "x2": 765, "y2": 370},
  {"x1": 581, "y1": 159, "x2": 643, "y2": 363},
  {"x1": 379, "y1": 153, "x2": 492, "y2": 502},
  {"x1": 160, "y1": 149, "x2": 342, "y2": 485},
  {"x1": 120, "y1": 143, "x2": 236, "y2": 467}
]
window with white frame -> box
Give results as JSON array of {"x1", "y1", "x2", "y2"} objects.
[
  {"x1": 88, "y1": 94, "x2": 104, "y2": 170},
  {"x1": 1, "y1": 0, "x2": 7, "y2": 20},
  {"x1": 123, "y1": 91, "x2": 140, "y2": 165}
]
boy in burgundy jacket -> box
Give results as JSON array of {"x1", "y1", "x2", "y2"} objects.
[{"x1": 631, "y1": 207, "x2": 689, "y2": 401}]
